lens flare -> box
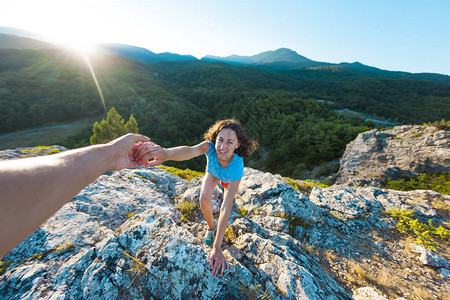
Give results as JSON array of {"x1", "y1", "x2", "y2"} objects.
[{"x1": 82, "y1": 53, "x2": 107, "y2": 113}]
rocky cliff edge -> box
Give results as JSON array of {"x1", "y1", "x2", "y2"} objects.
[
  {"x1": 0, "y1": 133, "x2": 449, "y2": 299},
  {"x1": 334, "y1": 125, "x2": 449, "y2": 187}
]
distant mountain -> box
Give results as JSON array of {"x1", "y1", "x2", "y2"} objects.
[
  {"x1": 0, "y1": 27, "x2": 53, "y2": 43},
  {"x1": 203, "y1": 48, "x2": 309, "y2": 64},
  {"x1": 296, "y1": 62, "x2": 450, "y2": 84},
  {"x1": 203, "y1": 48, "x2": 450, "y2": 83},
  {"x1": 96, "y1": 43, "x2": 198, "y2": 64},
  {"x1": 0, "y1": 33, "x2": 55, "y2": 49},
  {"x1": 251, "y1": 48, "x2": 312, "y2": 63},
  {"x1": 202, "y1": 48, "x2": 330, "y2": 71}
]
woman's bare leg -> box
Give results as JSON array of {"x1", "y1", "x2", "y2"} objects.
[{"x1": 199, "y1": 173, "x2": 220, "y2": 229}]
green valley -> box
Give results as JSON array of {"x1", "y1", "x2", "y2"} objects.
[{"x1": 0, "y1": 45, "x2": 448, "y2": 178}]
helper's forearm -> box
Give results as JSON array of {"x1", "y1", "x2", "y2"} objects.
[{"x1": 0, "y1": 143, "x2": 114, "y2": 257}]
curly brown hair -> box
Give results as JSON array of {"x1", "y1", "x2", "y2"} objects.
[{"x1": 203, "y1": 118, "x2": 258, "y2": 158}]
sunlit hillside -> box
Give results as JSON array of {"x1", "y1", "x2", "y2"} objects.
[{"x1": 0, "y1": 36, "x2": 449, "y2": 177}]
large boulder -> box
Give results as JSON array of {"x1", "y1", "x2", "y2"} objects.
[{"x1": 334, "y1": 125, "x2": 449, "y2": 187}]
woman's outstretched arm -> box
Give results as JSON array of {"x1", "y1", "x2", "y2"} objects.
[
  {"x1": 135, "y1": 140, "x2": 210, "y2": 167},
  {"x1": 0, "y1": 133, "x2": 152, "y2": 258}
]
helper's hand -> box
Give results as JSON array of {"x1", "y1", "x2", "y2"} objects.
[
  {"x1": 134, "y1": 141, "x2": 167, "y2": 167},
  {"x1": 209, "y1": 247, "x2": 229, "y2": 278}
]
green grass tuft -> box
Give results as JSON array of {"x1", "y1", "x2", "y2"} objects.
[
  {"x1": 0, "y1": 260, "x2": 12, "y2": 276},
  {"x1": 237, "y1": 207, "x2": 248, "y2": 217},
  {"x1": 158, "y1": 165, "x2": 204, "y2": 181},
  {"x1": 282, "y1": 177, "x2": 329, "y2": 196},
  {"x1": 177, "y1": 200, "x2": 198, "y2": 222},
  {"x1": 385, "y1": 173, "x2": 449, "y2": 195},
  {"x1": 276, "y1": 212, "x2": 311, "y2": 234}
]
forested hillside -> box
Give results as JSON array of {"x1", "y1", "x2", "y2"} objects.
[
  {"x1": 282, "y1": 66, "x2": 450, "y2": 124},
  {"x1": 1, "y1": 47, "x2": 448, "y2": 177}
]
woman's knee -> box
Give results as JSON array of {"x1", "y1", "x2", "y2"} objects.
[
  {"x1": 199, "y1": 192, "x2": 211, "y2": 206},
  {"x1": 199, "y1": 174, "x2": 219, "y2": 206}
]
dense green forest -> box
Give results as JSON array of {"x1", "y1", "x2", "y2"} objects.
[
  {"x1": 282, "y1": 67, "x2": 450, "y2": 124},
  {"x1": 1, "y1": 48, "x2": 448, "y2": 177}
]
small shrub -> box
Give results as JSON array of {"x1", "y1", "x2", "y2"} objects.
[
  {"x1": 224, "y1": 225, "x2": 237, "y2": 242},
  {"x1": 276, "y1": 212, "x2": 311, "y2": 234},
  {"x1": 423, "y1": 119, "x2": 450, "y2": 131},
  {"x1": 237, "y1": 207, "x2": 248, "y2": 217},
  {"x1": 386, "y1": 208, "x2": 449, "y2": 251},
  {"x1": 46, "y1": 149, "x2": 60, "y2": 155},
  {"x1": 282, "y1": 177, "x2": 329, "y2": 195},
  {"x1": 323, "y1": 177, "x2": 332, "y2": 186},
  {"x1": 385, "y1": 173, "x2": 449, "y2": 195},
  {"x1": 177, "y1": 200, "x2": 197, "y2": 222}
]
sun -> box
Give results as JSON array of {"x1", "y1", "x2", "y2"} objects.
[
  {"x1": 49, "y1": 30, "x2": 97, "y2": 53},
  {"x1": 64, "y1": 38, "x2": 95, "y2": 53}
]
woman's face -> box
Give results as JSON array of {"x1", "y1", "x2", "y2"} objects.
[{"x1": 215, "y1": 128, "x2": 240, "y2": 162}]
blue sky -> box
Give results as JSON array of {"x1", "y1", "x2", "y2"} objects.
[{"x1": 1, "y1": 0, "x2": 449, "y2": 75}]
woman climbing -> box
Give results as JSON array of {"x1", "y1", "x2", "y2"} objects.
[{"x1": 134, "y1": 118, "x2": 257, "y2": 278}]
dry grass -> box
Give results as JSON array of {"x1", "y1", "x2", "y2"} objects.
[
  {"x1": 233, "y1": 280, "x2": 271, "y2": 300},
  {"x1": 432, "y1": 197, "x2": 450, "y2": 220},
  {"x1": 411, "y1": 286, "x2": 435, "y2": 299},
  {"x1": 122, "y1": 251, "x2": 148, "y2": 288}
]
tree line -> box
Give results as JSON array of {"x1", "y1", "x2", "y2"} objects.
[{"x1": 1, "y1": 49, "x2": 448, "y2": 178}]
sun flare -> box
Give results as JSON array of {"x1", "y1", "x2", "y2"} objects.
[
  {"x1": 50, "y1": 31, "x2": 97, "y2": 53},
  {"x1": 63, "y1": 39, "x2": 95, "y2": 53}
]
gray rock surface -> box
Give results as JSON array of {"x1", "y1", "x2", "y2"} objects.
[
  {"x1": 410, "y1": 244, "x2": 450, "y2": 269},
  {"x1": 0, "y1": 167, "x2": 352, "y2": 299},
  {"x1": 1, "y1": 144, "x2": 449, "y2": 299},
  {"x1": 334, "y1": 125, "x2": 449, "y2": 187},
  {"x1": 352, "y1": 287, "x2": 388, "y2": 300}
]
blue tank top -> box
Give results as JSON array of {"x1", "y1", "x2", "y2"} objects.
[{"x1": 205, "y1": 141, "x2": 244, "y2": 183}]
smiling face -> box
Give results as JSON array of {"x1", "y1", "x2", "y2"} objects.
[{"x1": 215, "y1": 128, "x2": 240, "y2": 164}]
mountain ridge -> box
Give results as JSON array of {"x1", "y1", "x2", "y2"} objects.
[
  {"x1": 0, "y1": 33, "x2": 55, "y2": 50},
  {"x1": 1, "y1": 26, "x2": 449, "y2": 80},
  {"x1": 202, "y1": 47, "x2": 313, "y2": 64},
  {"x1": 95, "y1": 43, "x2": 197, "y2": 64}
]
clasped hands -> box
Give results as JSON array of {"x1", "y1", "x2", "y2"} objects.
[{"x1": 108, "y1": 134, "x2": 165, "y2": 170}]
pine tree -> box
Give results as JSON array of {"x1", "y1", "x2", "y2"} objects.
[
  {"x1": 125, "y1": 114, "x2": 139, "y2": 134},
  {"x1": 90, "y1": 108, "x2": 139, "y2": 144}
]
